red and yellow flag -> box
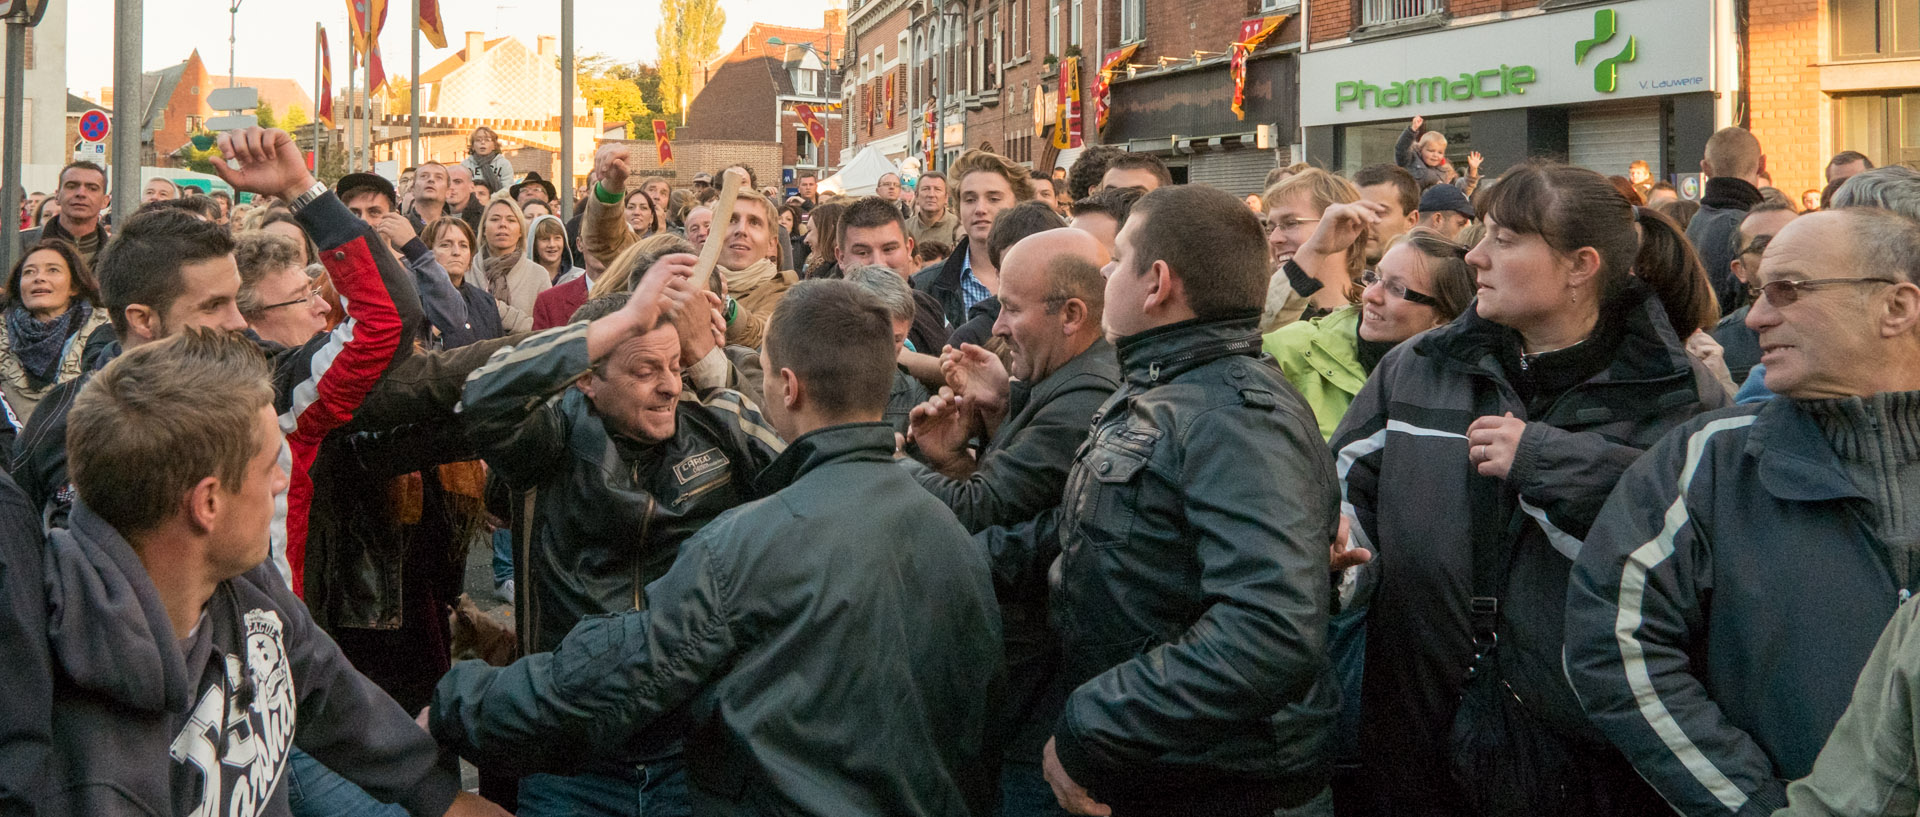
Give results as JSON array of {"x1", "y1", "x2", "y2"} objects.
[
  {"x1": 317, "y1": 28, "x2": 335, "y2": 126},
  {"x1": 1052, "y1": 56, "x2": 1082, "y2": 150},
  {"x1": 653, "y1": 120, "x2": 674, "y2": 165},
  {"x1": 1095, "y1": 43, "x2": 1139, "y2": 134},
  {"x1": 418, "y1": 0, "x2": 447, "y2": 49},
  {"x1": 884, "y1": 72, "x2": 896, "y2": 130},
  {"x1": 1232, "y1": 15, "x2": 1288, "y2": 120},
  {"x1": 922, "y1": 102, "x2": 936, "y2": 168},
  {"x1": 797, "y1": 103, "x2": 827, "y2": 144}
]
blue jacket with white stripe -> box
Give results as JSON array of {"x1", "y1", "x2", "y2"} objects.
[
  {"x1": 1567, "y1": 398, "x2": 1902, "y2": 817},
  {"x1": 1331, "y1": 282, "x2": 1725, "y2": 813}
]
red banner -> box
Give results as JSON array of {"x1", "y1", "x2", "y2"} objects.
[
  {"x1": 1232, "y1": 15, "x2": 1288, "y2": 120},
  {"x1": 884, "y1": 72, "x2": 896, "y2": 129},
  {"x1": 1095, "y1": 44, "x2": 1139, "y2": 134},
  {"x1": 418, "y1": 0, "x2": 447, "y2": 49},
  {"x1": 923, "y1": 102, "x2": 935, "y2": 168},
  {"x1": 1052, "y1": 56, "x2": 1081, "y2": 150},
  {"x1": 797, "y1": 103, "x2": 827, "y2": 144},
  {"x1": 653, "y1": 119, "x2": 673, "y2": 164},
  {"x1": 318, "y1": 27, "x2": 335, "y2": 126}
]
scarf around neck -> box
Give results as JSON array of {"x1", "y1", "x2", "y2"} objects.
[
  {"x1": 722, "y1": 259, "x2": 780, "y2": 294},
  {"x1": 7, "y1": 300, "x2": 86, "y2": 387}
]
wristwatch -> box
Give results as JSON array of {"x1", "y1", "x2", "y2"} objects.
[{"x1": 289, "y1": 180, "x2": 330, "y2": 213}]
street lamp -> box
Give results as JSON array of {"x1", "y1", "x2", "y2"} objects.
[{"x1": 228, "y1": 0, "x2": 245, "y2": 88}]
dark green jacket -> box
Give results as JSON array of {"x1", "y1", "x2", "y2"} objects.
[
  {"x1": 430, "y1": 423, "x2": 1006, "y2": 816},
  {"x1": 457, "y1": 324, "x2": 785, "y2": 654},
  {"x1": 979, "y1": 314, "x2": 1341, "y2": 815}
]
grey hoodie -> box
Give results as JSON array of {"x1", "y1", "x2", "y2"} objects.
[{"x1": 38, "y1": 502, "x2": 460, "y2": 817}]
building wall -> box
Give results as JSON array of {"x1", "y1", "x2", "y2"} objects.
[
  {"x1": 0, "y1": 0, "x2": 72, "y2": 167},
  {"x1": 152, "y1": 54, "x2": 217, "y2": 165},
  {"x1": 1747, "y1": 0, "x2": 1825, "y2": 198},
  {"x1": 687, "y1": 21, "x2": 841, "y2": 176},
  {"x1": 434, "y1": 37, "x2": 563, "y2": 122},
  {"x1": 597, "y1": 137, "x2": 785, "y2": 192}
]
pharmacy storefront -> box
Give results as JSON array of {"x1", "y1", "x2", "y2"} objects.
[{"x1": 1299, "y1": 0, "x2": 1737, "y2": 183}]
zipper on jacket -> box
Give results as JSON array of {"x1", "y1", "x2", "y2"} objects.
[{"x1": 634, "y1": 461, "x2": 656, "y2": 611}]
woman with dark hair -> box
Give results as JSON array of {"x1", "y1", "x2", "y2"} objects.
[
  {"x1": 802, "y1": 201, "x2": 845, "y2": 279},
  {"x1": 1331, "y1": 161, "x2": 1728, "y2": 816},
  {"x1": 424, "y1": 217, "x2": 504, "y2": 344},
  {"x1": 623, "y1": 188, "x2": 663, "y2": 237},
  {"x1": 33, "y1": 196, "x2": 59, "y2": 227},
  {"x1": 778, "y1": 203, "x2": 806, "y2": 268},
  {"x1": 0, "y1": 238, "x2": 110, "y2": 422}
]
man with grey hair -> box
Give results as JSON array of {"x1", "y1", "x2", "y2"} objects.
[
  {"x1": 1567, "y1": 203, "x2": 1920, "y2": 816},
  {"x1": 844, "y1": 264, "x2": 929, "y2": 432},
  {"x1": 902, "y1": 227, "x2": 1121, "y2": 812}
]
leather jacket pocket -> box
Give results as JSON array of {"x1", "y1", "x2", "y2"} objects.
[{"x1": 1081, "y1": 426, "x2": 1158, "y2": 549}]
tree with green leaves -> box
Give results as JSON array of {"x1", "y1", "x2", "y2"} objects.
[
  {"x1": 573, "y1": 53, "x2": 653, "y2": 137},
  {"x1": 178, "y1": 132, "x2": 224, "y2": 174},
  {"x1": 656, "y1": 0, "x2": 724, "y2": 121},
  {"x1": 284, "y1": 104, "x2": 310, "y2": 132},
  {"x1": 255, "y1": 102, "x2": 278, "y2": 131}
]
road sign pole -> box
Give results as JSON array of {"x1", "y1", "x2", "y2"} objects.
[
  {"x1": 3, "y1": 16, "x2": 26, "y2": 271},
  {"x1": 112, "y1": 0, "x2": 142, "y2": 224},
  {"x1": 560, "y1": 0, "x2": 574, "y2": 221},
  {"x1": 409, "y1": 0, "x2": 419, "y2": 175},
  {"x1": 314, "y1": 22, "x2": 323, "y2": 175}
]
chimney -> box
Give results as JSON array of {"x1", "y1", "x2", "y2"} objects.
[
  {"x1": 464, "y1": 31, "x2": 484, "y2": 59},
  {"x1": 824, "y1": 7, "x2": 844, "y2": 34},
  {"x1": 537, "y1": 35, "x2": 557, "y2": 58}
]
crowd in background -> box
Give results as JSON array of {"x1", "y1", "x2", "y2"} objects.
[{"x1": 3, "y1": 114, "x2": 1920, "y2": 817}]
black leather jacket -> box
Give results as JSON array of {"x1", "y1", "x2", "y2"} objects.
[
  {"x1": 431, "y1": 423, "x2": 1005, "y2": 815},
  {"x1": 980, "y1": 314, "x2": 1341, "y2": 815},
  {"x1": 457, "y1": 323, "x2": 785, "y2": 654}
]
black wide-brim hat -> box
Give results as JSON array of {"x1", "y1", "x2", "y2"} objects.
[{"x1": 510, "y1": 171, "x2": 558, "y2": 201}]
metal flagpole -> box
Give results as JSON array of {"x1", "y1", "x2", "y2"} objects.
[
  {"x1": 348, "y1": 39, "x2": 358, "y2": 170},
  {"x1": 3, "y1": 15, "x2": 26, "y2": 271},
  {"x1": 111, "y1": 0, "x2": 143, "y2": 224},
  {"x1": 409, "y1": 0, "x2": 420, "y2": 171},
  {"x1": 559, "y1": 0, "x2": 574, "y2": 221},
  {"x1": 314, "y1": 23, "x2": 323, "y2": 175}
]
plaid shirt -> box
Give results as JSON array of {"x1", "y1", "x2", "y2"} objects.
[{"x1": 960, "y1": 250, "x2": 992, "y2": 312}]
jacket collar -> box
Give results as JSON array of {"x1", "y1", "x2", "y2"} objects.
[
  {"x1": 1413, "y1": 279, "x2": 1691, "y2": 388},
  {"x1": 754, "y1": 422, "x2": 897, "y2": 493},
  {"x1": 41, "y1": 214, "x2": 106, "y2": 244},
  {"x1": 1750, "y1": 397, "x2": 1870, "y2": 502},
  {"x1": 934, "y1": 241, "x2": 969, "y2": 290},
  {"x1": 1701, "y1": 177, "x2": 1764, "y2": 211},
  {"x1": 1031, "y1": 337, "x2": 1117, "y2": 396},
  {"x1": 1114, "y1": 312, "x2": 1264, "y2": 387},
  {"x1": 46, "y1": 502, "x2": 198, "y2": 714},
  {"x1": 1308, "y1": 306, "x2": 1369, "y2": 391}
]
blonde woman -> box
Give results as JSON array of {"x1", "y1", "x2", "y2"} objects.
[{"x1": 477, "y1": 198, "x2": 548, "y2": 332}]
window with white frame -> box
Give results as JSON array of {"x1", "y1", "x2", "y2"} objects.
[
  {"x1": 992, "y1": 9, "x2": 1003, "y2": 78},
  {"x1": 1070, "y1": 0, "x2": 1083, "y2": 47},
  {"x1": 1120, "y1": 0, "x2": 1145, "y2": 42},
  {"x1": 1048, "y1": 1, "x2": 1059, "y2": 57},
  {"x1": 1259, "y1": 0, "x2": 1293, "y2": 9},
  {"x1": 795, "y1": 69, "x2": 817, "y2": 95}
]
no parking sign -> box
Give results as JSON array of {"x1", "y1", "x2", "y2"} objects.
[{"x1": 78, "y1": 110, "x2": 109, "y2": 143}]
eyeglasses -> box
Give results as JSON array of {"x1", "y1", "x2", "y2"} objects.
[
  {"x1": 1758, "y1": 277, "x2": 1899, "y2": 307},
  {"x1": 1362, "y1": 270, "x2": 1441, "y2": 307},
  {"x1": 1271, "y1": 217, "x2": 1320, "y2": 232},
  {"x1": 1738, "y1": 234, "x2": 1773, "y2": 258},
  {"x1": 260, "y1": 288, "x2": 324, "y2": 312}
]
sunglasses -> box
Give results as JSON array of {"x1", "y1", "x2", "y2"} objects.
[
  {"x1": 1758, "y1": 277, "x2": 1898, "y2": 307},
  {"x1": 1362, "y1": 270, "x2": 1440, "y2": 307}
]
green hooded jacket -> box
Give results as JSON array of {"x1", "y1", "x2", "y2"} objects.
[{"x1": 1262, "y1": 305, "x2": 1367, "y2": 441}]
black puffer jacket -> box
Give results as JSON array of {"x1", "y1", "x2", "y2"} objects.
[
  {"x1": 1331, "y1": 282, "x2": 1728, "y2": 814},
  {"x1": 980, "y1": 314, "x2": 1340, "y2": 815},
  {"x1": 430, "y1": 423, "x2": 1005, "y2": 816}
]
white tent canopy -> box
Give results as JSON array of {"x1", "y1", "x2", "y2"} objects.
[{"x1": 817, "y1": 146, "x2": 902, "y2": 197}]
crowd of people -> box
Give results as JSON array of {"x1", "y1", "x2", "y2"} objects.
[{"x1": 2, "y1": 113, "x2": 1919, "y2": 817}]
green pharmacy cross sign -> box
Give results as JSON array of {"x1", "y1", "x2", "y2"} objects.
[
  {"x1": 1332, "y1": 7, "x2": 1642, "y2": 112},
  {"x1": 1575, "y1": 9, "x2": 1638, "y2": 93}
]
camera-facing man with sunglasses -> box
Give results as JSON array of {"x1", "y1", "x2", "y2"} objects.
[{"x1": 1565, "y1": 193, "x2": 1920, "y2": 815}]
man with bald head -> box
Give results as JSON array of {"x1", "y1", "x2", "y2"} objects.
[
  {"x1": 903, "y1": 226, "x2": 1120, "y2": 813},
  {"x1": 1690, "y1": 126, "x2": 1769, "y2": 313},
  {"x1": 1569, "y1": 203, "x2": 1920, "y2": 816}
]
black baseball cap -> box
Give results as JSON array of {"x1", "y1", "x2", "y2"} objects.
[
  {"x1": 335, "y1": 172, "x2": 398, "y2": 209},
  {"x1": 1418, "y1": 184, "x2": 1475, "y2": 219}
]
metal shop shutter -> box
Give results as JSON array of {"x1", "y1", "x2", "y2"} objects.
[
  {"x1": 1567, "y1": 100, "x2": 1662, "y2": 179},
  {"x1": 1188, "y1": 147, "x2": 1289, "y2": 196}
]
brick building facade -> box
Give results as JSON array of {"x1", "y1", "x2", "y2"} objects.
[
  {"x1": 684, "y1": 15, "x2": 846, "y2": 193},
  {"x1": 842, "y1": 0, "x2": 1298, "y2": 195}
]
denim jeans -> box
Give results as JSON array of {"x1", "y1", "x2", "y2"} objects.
[
  {"x1": 286, "y1": 748, "x2": 406, "y2": 817},
  {"x1": 997, "y1": 761, "x2": 1068, "y2": 817},
  {"x1": 490, "y1": 527, "x2": 514, "y2": 589},
  {"x1": 517, "y1": 756, "x2": 690, "y2": 817}
]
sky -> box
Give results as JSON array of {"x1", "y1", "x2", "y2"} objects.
[{"x1": 67, "y1": 0, "x2": 840, "y2": 106}]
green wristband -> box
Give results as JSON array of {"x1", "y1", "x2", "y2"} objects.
[
  {"x1": 593, "y1": 181, "x2": 623, "y2": 205},
  {"x1": 724, "y1": 296, "x2": 739, "y2": 325}
]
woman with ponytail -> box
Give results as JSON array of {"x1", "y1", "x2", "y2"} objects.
[{"x1": 1329, "y1": 161, "x2": 1728, "y2": 816}]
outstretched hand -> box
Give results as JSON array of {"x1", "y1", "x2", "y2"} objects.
[
  {"x1": 1303, "y1": 200, "x2": 1387, "y2": 260},
  {"x1": 908, "y1": 388, "x2": 978, "y2": 474},
  {"x1": 1411, "y1": 115, "x2": 1425, "y2": 133},
  {"x1": 941, "y1": 344, "x2": 1010, "y2": 413},
  {"x1": 1467, "y1": 151, "x2": 1485, "y2": 175},
  {"x1": 626, "y1": 252, "x2": 700, "y2": 333},
  {"x1": 212, "y1": 127, "x2": 318, "y2": 202}
]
